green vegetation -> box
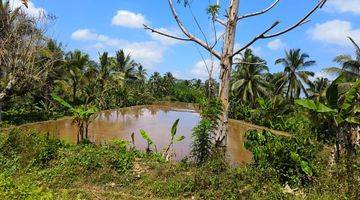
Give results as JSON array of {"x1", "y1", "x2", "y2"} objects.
[
  {"x1": 1, "y1": 0, "x2": 359, "y2": 199},
  {"x1": 0, "y1": 129, "x2": 357, "y2": 200}
]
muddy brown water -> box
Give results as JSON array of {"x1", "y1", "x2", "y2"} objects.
[{"x1": 12, "y1": 103, "x2": 287, "y2": 164}]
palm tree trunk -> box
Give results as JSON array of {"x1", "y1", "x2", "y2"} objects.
[
  {"x1": 343, "y1": 125, "x2": 357, "y2": 198},
  {"x1": 72, "y1": 84, "x2": 77, "y2": 103},
  {"x1": 85, "y1": 122, "x2": 89, "y2": 140},
  {"x1": 0, "y1": 103, "x2": 2, "y2": 123},
  {"x1": 216, "y1": 0, "x2": 239, "y2": 148}
]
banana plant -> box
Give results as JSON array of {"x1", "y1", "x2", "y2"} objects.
[
  {"x1": 139, "y1": 119, "x2": 185, "y2": 160},
  {"x1": 296, "y1": 77, "x2": 360, "y2": 162},
  {"x1": 34, "y1": 100, "x2": 56, "y2": 118},
  {"x1": 139, "y1": 129, "x2": 157, "y2": 153},
  {"x1": 52, "y1": 94, "x2": 98, "y2": 143},
  {"x1": 163, "y1": 119, "x2": 185, "y2": 159},
  {"x1": 296, "y1": 77, "x2": 360, "y2": 126}
]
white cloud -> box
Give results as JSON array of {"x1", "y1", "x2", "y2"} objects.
[
  {"x1": 308, "y1": 20, "x2": 360, "y2": 46},
  {"x1": 147, "y1": 27, "x2": 183, "y2": 45},
  {"x1": 71, "y1": 29, "x2": 108, "y2": 41},
  {"x1": 112, "y1": 10, "x2": 147, "y2": 28},
  {"x1": 71, "y1": 29, "x2": 164, "y2": 67},
  {"x1": 190, "y1": 59, "x2": 220, "y2": 80},
  {"x1": 267, "y1": 39, "x2": 286, "y2": 50},
  {"x1": 71, "y1": 29, "x2": 127, "y2": 47},
  {"x1": 325, "y1": 0, "x2": 360, "y2": 15},
  {"x1": 9, "y1": 0, "x2": 46, "y2": 18},
  {"x1": 123, "y1": 42, "x2": 165, "y2": 67}
]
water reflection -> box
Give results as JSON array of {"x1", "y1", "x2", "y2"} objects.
[{"x1": 21, "y1": 104, "x2": 257, "y2": 164}]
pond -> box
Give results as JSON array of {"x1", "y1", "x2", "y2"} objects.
[{"x1": 19, "y1": 103, "x2": 284, "y2": 164}]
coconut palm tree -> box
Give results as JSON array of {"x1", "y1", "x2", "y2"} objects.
[
  {"x1": 275, "y1": 49, "x2": 316, "y2": 101},
  {"x1": 134, "y1": 64, "x2": 147, "y2": 82},
  {"x1": 162, "y1": 72, "x2": 176, "y2": 96},
  {"x1": 324, "y1": 37, "x2": 360, "y2": 81},
  {"x1": 231, "y1": 49, "x2": 270, "y2": 106},
  {"x1": 114, "y1": 50, "x2": 136, "y2": 81},
  {"x1": 97, "y1": 52, "x2": 116, "y2": 91},
  {"x1": 307, "y1": 77, "x2": 330, "y2": 103},
  {"x1": 63, "y1": 50, "x2": 89, "y2": 103},
  {"x1": 163, "y1": 72, "x2": 175, "y2": 86},
  {"x1": 38, "y1": 40, "x2": 65, "y2": 101},
  {"x1": 149, "y1": 72, "x2": 164, "y2": 97}
]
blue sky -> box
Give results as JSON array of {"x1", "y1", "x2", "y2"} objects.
[{"x1": 12, "y1": 0, "x2": 360, "y2": 80}]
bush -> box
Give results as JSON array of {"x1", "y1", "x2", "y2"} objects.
[
  {"x1": 191, "y1": 98, "x2": 223, "y2": 164},
  {"x1": 245, "y1": 130, "x2": 322, "y2": 187},
  {"x1": 0, "y1": 173, "x2": 54, "y2": 200},
  {"x1": 191, "y1": 119, "x2": 214, "y2": 164}
]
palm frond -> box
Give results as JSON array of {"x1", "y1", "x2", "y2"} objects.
[{"x1": 323, "y1": 67, "x2": 344, "y2": 75}]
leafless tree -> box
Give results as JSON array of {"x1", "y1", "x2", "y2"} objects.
[
  {"x1": 0, "y1": 3, "x2": 56, "y2": 121},
  {"x1": 144, "y1": 0, "x2": 328, "y2": 148}
]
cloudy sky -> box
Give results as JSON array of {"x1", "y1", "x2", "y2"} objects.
[{"x1": 11, "y1": 0, "x2": 360, "y2": 80}]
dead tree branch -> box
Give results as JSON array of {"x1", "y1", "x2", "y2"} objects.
[
  {"x1": 237, "y1": 0, "x2": 281, "y2": 20},
  {"x1": 143, "y1": 25, "x2": 191, "y2": 41},
  {"x1": 215, "y1": 17, "x2": 226, "y2": 26},
  {"x1": 233, "y1": 0, "x2": 328, "y2": 57},
  {"x1": 143, "y1": 0, "x2": 221, "y2": 59}
]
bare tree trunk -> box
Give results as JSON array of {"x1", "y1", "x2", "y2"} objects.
[
  {"x1": 216, "y1": 0, "x2": 239, "y2": 148},
  {"x1": 144, "y1": 0, "x2": 327, "y2": 150}
]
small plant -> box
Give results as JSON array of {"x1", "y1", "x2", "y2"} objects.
[
  {"x1": 139, "y1": 129, "x2": 157, "y2": 153},
  {"x1": 34, "y1": 100, "x2": 56, "y2": 118},
  {"x1": 139, "y1": 119, "x2": 185, "y2": 160},
  {"x1": 191, "y1": 98, "x2": 222, "y2": 165},
  {"x1": 191, "y1": 119, "x2": 214, "y2": 164},
  {"x1": 52, "y1": 94, "x2": 98, "y2": 143},
  {"x1": 163, "y1": 119, "x2": 185, "y2": 160}
]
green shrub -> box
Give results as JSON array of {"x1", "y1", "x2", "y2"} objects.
[
  {"x1": 0, "y1": 173, "x2": 54, "y2": 200},
  {"x1": 245, "y1": 130, "x2": 322, "y2": 187},
  {"x1": 191, "y1": 98, "x2": 223, "y2": 164},
  {"x1": 106, "y1": 141, "x2": 135, "y2": 173},
  {"x1": 191, "y1": 119, "x2": 214, "y2": 164}
]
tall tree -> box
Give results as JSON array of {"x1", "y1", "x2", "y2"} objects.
[
  {"x1": 64, "y1": 50, "x2": 89, "y2": 103},
  {"x1": 134, "y1": 64, "x2": 147, "y2": 82},
  {"x1": 307, "y1": 77, "x2": 330, "y2": 103},
  {"x1": 0, "y1": 0, "x2": 54, "y2": 121},
  {"x1": 231, "y1": 49, "x2": 270, "y2": 106},
  {"x1": 39, "y1": 40, "x2": 65, "y2": 102},
  {"x1": 275, "y1": 49, "x2": 316, "y2": 101},
  {"x1": 148, "y1": 72, "x2": 163, "y2": 97},
  {"x1": 115, "y1": 50, "x2": 136, "y2": 81},
  {"x1": 98, "y1": 52, "x2": 113, "y2": 91},
  {"x1": 163, "y1": 72, "x2": 176, "y2": 96},
  {"x1": 144, "y1": 0, "x2": 328, "y2": 147},
  {"x1": 324, "y1": 37, "x2": 360, "y2": 81}
]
